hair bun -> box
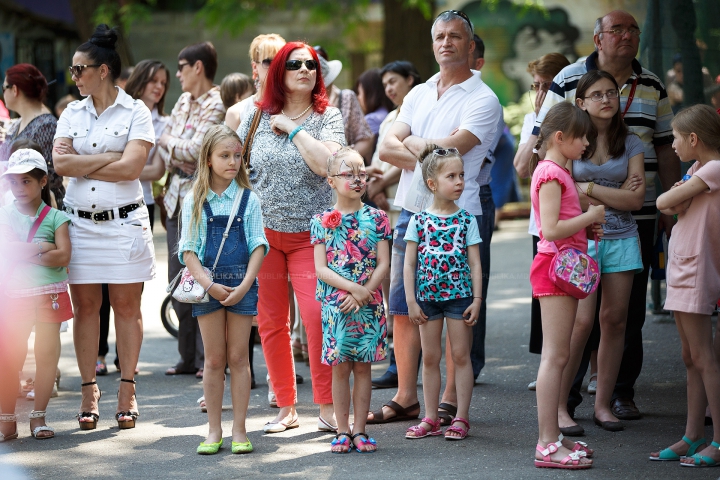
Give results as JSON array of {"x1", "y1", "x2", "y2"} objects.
[{"x1": 89, "y1": 24, "x2": 118, "y2": 50}]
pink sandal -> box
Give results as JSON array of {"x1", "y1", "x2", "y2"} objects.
[
  {"x1": 405, "y1": 417, "x2": 442, "y2": 439},
  {"x1": 558, "y1": 433, "x2": 593, "y2": 458},
  {"x1": 444, "y1": 417, "x2": 470, "y2": 440},
  {"x1": 535, "y1": 439, "x2": 591, "y2": 469}
]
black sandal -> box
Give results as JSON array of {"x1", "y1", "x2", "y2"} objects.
[
  {"x1": 367, "y1": 401, "x2": 420, "y2": 424},
  {"x1": 116, "y1": 378, "x2": 139, "y2": 429},
  {"x1": 77, "y1": 381, "x2": 101, "y2": 430},
  {"x1": 438, "y1": 402, "x2": 457, "y2": 427},
  {"x1": 330, "y1": 432, "x2": 352, "y2": 454},
  {"x1": 351, "y1": 432, "x2": 377, "y2": 453}
]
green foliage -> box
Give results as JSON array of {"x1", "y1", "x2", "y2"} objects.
[{"x1": 92, "y1": 0, "x2": 157, "y2": 33}]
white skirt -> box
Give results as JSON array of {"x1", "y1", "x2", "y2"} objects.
[{"x1": 67, "y1": 205, "x2": 156, "y2": 284}]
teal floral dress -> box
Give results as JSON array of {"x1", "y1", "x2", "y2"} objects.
[{"x1": 310, "y1": 204, "x2": 391, "y2": 366}]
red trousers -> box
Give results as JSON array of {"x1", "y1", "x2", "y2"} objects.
[{"x1": 257, "y1": 228, "x2": 332, "y2": 406}]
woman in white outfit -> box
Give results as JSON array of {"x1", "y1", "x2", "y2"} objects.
[{"x1": 53, "y1": 25, "x2": 155, "y2": 431}]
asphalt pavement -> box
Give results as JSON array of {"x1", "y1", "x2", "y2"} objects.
[{"x1": 0, "y1": 218, "x2": 715, "y2": 479}]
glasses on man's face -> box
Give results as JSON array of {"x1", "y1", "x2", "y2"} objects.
[
  {"x1": 260, "y1": 58, "x2": 273, "y2": 68},
  {"x1": 585, "y1": 90, "x2": 619, "y2": 102},
  {"x1": 177, "y1": 62, "x2": 190, "y2": 73},
  {"x1": 285, "y1": 60, "x2": 318, "y2": 71},
  {"x1": 600, "y1": 28, "x2": 641, "y2": 38},
  {"x1": 68, "y1": 64, "x2": 102, "y2": 77},
  {"x1": 433, "y1": 147, "x2": 459, "y2": 156},
  {"x1": 332, "y1": 172, "x2": 368, "y2": 182},
  {"x1": 531, "y1": 81, "x2": 552, "y2": 91},
  {"x1": 437, "y1": 10, "x2": 474, "y2": 31},
  {"x1": 1, "y1": 84, "x2": 12, "y2": 92}
]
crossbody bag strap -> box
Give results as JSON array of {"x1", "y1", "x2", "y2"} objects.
[
  {"x1": 241, "y1": 108, "x2": 263, "y2": 168},
  {"x1": 209, "y1": 187, "x2": 245, "y2": 272},
  {"x1": 26, "y1": 205, "x2": 51, "y2": 242}
]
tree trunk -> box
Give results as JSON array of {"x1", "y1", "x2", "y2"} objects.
[
  {"x1": 670, "y1": 0, "x2": 704, "y2": 106},
  {"x1": 68, "y1": 0, "x2": 134, "y2": 68},
  {"x1": 383, "y1": 0, "x2": 436, "y2": 82}
]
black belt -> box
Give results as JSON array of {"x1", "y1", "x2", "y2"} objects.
[{"x1": 65, "y1": 200, "x2": 145, "y2": 224}]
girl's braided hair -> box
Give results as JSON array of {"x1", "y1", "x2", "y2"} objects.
[{"x1": 418, "y1": 143, "x2": 464, "y2": 191}]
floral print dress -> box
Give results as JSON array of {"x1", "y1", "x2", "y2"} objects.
[{"x1": 310, "y1": 204, "x2": 391, "y2": 365}]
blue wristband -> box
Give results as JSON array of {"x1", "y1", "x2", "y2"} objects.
[{"x1": 288, "y1": 126, "x2": 304, "y2": 141}]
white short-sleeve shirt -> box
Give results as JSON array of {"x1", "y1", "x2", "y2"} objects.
[
  {"x1": 55, "y1": 87, "x2": 155, "y2": 209},
  {"x1": 394, "y1": 71, "x2": 502, "y2": 215}
]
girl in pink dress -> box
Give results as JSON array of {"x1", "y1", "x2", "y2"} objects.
[
  {"x1": 529, "y1": 103, "x2": 605, "y2": 470},
  {"x1": 654, "y1": 104, "x2": 720, "y2": 468}
]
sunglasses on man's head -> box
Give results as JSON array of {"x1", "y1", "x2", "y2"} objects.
[
  {"x1": 69, "y1": 64, "x2": 102, "y2": 77},
  {"x1": 285, "y1": 60, "x2": 318, "y2": 71},
  {"x1": 433, "y1": 148, "x2": 459, "y2": 156},
  {"x1": 437, "y1": 9, "x2": 474, "y2": 31}
]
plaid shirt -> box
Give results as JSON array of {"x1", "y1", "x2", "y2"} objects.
[
  {"x1": 532, "y1": 52, "x2": 674, "y2": 219},
  {"x1": 159, "y1": 86, "x2": 225, "y2": 168},
  {"x1": 178, "y1": 181, "x2": 268, "y2": 265}
]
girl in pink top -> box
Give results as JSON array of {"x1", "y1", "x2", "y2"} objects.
[
  {"x1": 529, "y1": 103, "x2": 605, "y2": 470},
  {"x1": 654, "y1": 104, "x2": 720, "y2": 468}
]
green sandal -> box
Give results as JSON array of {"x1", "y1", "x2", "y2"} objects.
[
  {"x1": 649, "y1": 436, "x2": 706, "y2": 461},
  {"x1": 197, "y1": 438, "x2": 223, "y2": 455},
  {"x1": 680, "y1": 441, "x2": 720, "y2": 467},
  {"x1": 232, "y1": 439, "x2": 253, "y2": 454}
]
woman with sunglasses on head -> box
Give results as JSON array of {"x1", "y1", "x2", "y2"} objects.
[
  {"x1": 237, "y1": 41, "x2": 345, "y2": 433},
  {"x1": 52, "y1": 24, "x2": 156, "y2": 431},
  {"x1": 225, "y1": 34, "x2": 286, "y2": 131},
  {"x1": 0, "y1": 64, "x2": 64, "y2": 207}
]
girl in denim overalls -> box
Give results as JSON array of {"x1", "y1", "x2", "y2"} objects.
[{"x1": 178, "y1": 125, "x2": 268, "y2": 455}]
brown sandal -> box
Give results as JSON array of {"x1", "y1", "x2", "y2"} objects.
[
  {"x1": 438, "y1": 402, "x2": 457, "y2": 426},
  {"x1": 367, "y1": 401, "x2": 420, "y2": 424}
]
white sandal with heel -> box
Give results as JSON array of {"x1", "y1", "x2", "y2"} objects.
[{"x1": 29, "y1": 411, "x2": 54, "y2": 439}]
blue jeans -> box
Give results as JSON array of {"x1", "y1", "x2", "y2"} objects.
[{"x1": 471, "y1": 185, "x2": 495, "y2": 378}]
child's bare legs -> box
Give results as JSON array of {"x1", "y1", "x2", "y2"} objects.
[
  {"x1": 415, "y1": 319, "x2": 443, "y2": 432},
  {"x1": 0, "y1": 318, "x2": 33, "y2": 437},
  {"x1": 594, "y1": 272, "x2": 633, "y2": 423},
  {"x1": 536, "y1": 296, "x2": 591, "y2": 465},
  {"x1": 676, "y1": 312, "x2": 720, "y2": 465},
  {"x1": 556, "y1": 292, "x2": 596, "y2": 430},
  {"x1": 445, "y1": 319, "x2": 473, "y2": 437},
  {"x1": 31, "y1": 322, "x2": 61, "y2": 436},
  {"x1": 197, "y1": 310, "x2": 228, "y2": 444},
  {"x1": 441, "y1": 335, "x2": 457, "y2": 411},
  {"x1": 227, "y1": 313, "x2": 253, "y2": 444},
  {"x1": 351, "y1": 362, "x2": 375, "y2": 452},
  {"x1": 332, "y1": 362, "x2": 353, "y2": 453}
]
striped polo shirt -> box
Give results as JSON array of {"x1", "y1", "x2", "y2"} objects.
[{"x1": 532, "y1": 51, "x2": 674, "y2": 219}]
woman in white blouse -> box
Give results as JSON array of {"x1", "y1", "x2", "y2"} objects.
[{"x1": 53, "y1": 25, "x2": 155, "y2": 431}]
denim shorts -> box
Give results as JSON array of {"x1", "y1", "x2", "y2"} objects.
[
  {"x1": 417, "y1": 297, "x2": 474, "y2": 321},
  {"x1": 588, "y1": 236, "x2": 643, "y2": 274},
  {"x1": 388, "y1": 209, "x2": 413, "y2": 316},
  {"x1": 192, "y1": 282, "x2": 259, "y2": 318}
]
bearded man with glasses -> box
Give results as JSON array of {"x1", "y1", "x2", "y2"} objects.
[{"x1": 515, "y1": 9, "x2": 680, "y2": 427}]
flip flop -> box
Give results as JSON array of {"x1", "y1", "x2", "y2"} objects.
[
  {"x1": 367, "y1": 400, "x2": 420, "y2": 424},
  {"x1": 438, "y1": 402, "x2": 457, "y2": 427}
]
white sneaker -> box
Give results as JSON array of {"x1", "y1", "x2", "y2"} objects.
[
  {"x1": 587, "y1": 374, "x2": 597, "y2": 394},
  {"x1": 527, "y1": 380, "x2": 537, "y2": 391},
  {"x1": 267, "y1": 374, "x2": 277, "y2": 408},
  {"x1": 25, "y1": 384, "x2": 58, "y2": 401}
]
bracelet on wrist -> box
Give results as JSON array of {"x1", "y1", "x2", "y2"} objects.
[
  {"x1": 205, "y1": 281, "x2": 215, "y2": 292},
  {"x1": 473, "y1": 296, "x2": 483, "y2": 300},
  {"x1": 587, "y1": 182, "x2": 595, "y2": 197},
  {"x1": 288, "y1": 126, "x2": 304, "y2": 141}
]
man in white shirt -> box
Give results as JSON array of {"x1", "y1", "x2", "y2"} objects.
[{"x1": 367, "y1": 10, "x2": 501, "y2": 425}]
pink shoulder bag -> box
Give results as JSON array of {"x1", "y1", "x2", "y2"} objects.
[{"x1": 548, "y1": 236, "x2": 600, "y2": 300}]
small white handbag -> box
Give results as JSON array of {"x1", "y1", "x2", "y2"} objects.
[{"x1": 166, "y1": 189, "x2": 243, "y2": 304}]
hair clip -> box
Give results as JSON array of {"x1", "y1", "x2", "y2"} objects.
[{"x1": 532, "y1": 148, "x2": 539, "y2": 154}]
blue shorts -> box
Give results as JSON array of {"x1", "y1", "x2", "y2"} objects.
[
  {"x1": 588, "y1": 236, "x2": 643, "y2": 275},
  {"x1": 388, "y1": 209, "x2": 413, "y2": 316},
  {"x1": 192, "y1": 282, "x2": 259, "y2": 318},
  {"x1": 417, "y1": 297, "x2": 474, "y2": 321}
]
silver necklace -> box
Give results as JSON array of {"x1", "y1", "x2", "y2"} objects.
[{"x1": 282, "y1": 103, "x2": 312, "y2": 120}]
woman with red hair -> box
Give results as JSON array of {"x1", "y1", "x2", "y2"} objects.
[
  {"x1": 0, "y1": 64, "x2": 64, "y2": 206},
  {"x1": 237, "y1": 41, "x2": 344, "y2": 433}
]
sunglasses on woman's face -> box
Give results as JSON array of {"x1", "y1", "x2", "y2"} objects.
[
  {"x1": 68, "y1": 64, "x2": 102, "y2": 77},
  {"x1": 260, "y1": 58, "x2": 273, "y2": 68},
  {"x1": 285, "y1": 60, "x2": 318, "y2": 71}
]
